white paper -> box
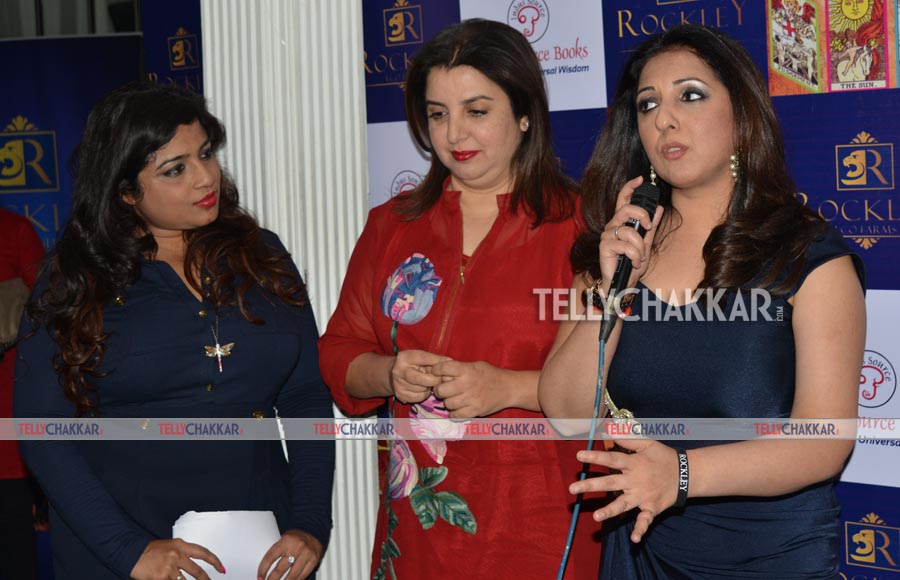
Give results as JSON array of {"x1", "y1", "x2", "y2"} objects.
[{"x1": 172, "y1": 510, "x2": 282, "y2": 579}]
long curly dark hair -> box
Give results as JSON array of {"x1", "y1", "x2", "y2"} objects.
[
  {"x1": 28, "y1": 82, "x2": 307, "y2": 416},
  {"x1": 400, "y1": 18, "x2": 577, "y2": 225},
  {"x1": 573, "y1": 24, "x2": 826, "y2": 293}
]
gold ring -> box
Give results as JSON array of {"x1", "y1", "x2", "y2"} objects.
[{"x1": 614, "y1": 225, "x2": 622, "y2": 241}]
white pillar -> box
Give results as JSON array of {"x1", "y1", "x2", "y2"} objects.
[{"x1": 200, "y1": 1, "x2": 376, "y2": 578}]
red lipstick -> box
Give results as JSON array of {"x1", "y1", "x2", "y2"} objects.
[
  {"x1": 195, "y1": 192, "x2": 218, "y2": 208},
  {"x1": 452, "y1": 150, "x2": 478, "y2": 162}
]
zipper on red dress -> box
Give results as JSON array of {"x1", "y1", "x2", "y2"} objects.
[
  {"x1": 435, "y1": 203, "x2": 500, "y2": 352},
  {"x1": 435, "y1": 263, "x2": 465, "y2": 351}
]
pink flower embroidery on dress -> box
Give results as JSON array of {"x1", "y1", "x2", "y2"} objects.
[
  {"x1": 410, "y1": 394, "x2": 466, "y2": 464},
  {"x1": 388, "y1": 439, "x2": 418, "y2": 500}
]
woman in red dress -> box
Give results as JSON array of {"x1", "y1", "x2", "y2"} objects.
[{"x1": 318, "y1": 18, "x2": 600, "y2": 580}]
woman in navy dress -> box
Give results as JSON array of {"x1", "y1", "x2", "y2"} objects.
[
  {"x1": 539, "y1": 25, "x2": 865, "y2": 579},
  {"x1": 14, "y1": 83, "x2": 334, "y2": 580}
]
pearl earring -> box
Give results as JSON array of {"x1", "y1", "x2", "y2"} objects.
[
  {"x1": 730, "y1": 153, "x2": 740, "y2": 179},
  {"x1": 649, "y1": 165, "x2": 657, "y2": 186}
]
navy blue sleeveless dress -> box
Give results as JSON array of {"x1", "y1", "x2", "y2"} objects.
[{"x1": 599, "y1": 227, "x2": 864, "y2": 579}]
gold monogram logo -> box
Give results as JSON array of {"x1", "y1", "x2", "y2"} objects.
[
  {"x1": 168, "y1": 27, "x2": 200, "y2": 71},
  {"x1": 847, "y1": 513, "x2": 900, "y2": 570},
  {"x1": 0, "y1": 116, "x2": 59, "y2": 194},
  {"x1": 836, "y1": 132, "x2": 893, "y2": 190},
  {"x1": 384, "y1": 0, "x2": 422, "y2": 47}
]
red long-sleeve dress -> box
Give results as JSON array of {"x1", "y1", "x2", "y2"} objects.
[
  {"x1": 319, "y1": 185, "x2": 601, "y2": 579},
  {"x1": 1, "y1": 209, "x2": 45, "y2": 480}
]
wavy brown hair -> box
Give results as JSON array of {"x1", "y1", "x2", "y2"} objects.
[
  {"x1": 400, "y1": 18, "x2": 577, "y2": 225},
  {"x1": 28, "y1": 82, "x2": 307, "y2": 416},
  {"x1": 573, "y1": 24, "x2": 826, "y2": 292}
]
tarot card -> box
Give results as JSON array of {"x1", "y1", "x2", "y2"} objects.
[
  {"x1": 769, "y1": 0, "x2": 823, "y2": 94},
  {"x1": 828, "y1": 0, "x2": 889, "y2": 90}
]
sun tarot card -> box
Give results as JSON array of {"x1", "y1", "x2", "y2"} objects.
[{"x1": 828, "y1": 0, "x2": 890, "y2": 90}]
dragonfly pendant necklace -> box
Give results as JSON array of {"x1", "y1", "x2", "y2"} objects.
[{"x1": 204, "y1": 316, "x2": 234, "y2": 372}]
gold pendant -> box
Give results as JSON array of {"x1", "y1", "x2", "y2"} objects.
[{"x1": 204, "y1": 342, "x2": 235, "y2": 373}]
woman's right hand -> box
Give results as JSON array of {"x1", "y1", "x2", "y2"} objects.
[
  {"x1": 390, "y1": 349, "x2": 450, "y2": 404},
  {"x1": 599, "y1": 176, "x2": 665, "y2": 290},
  {"x1": 130, "y1": 539, "x2": 224, "y2": 580}
]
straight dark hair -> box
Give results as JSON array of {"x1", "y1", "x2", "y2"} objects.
[
  {"x1": 573, "y1": 24, "x2": 825, "y2": 293},
  {"x1": 29, "y1": 82, "x2": 307, "y2": 415},
  {"x1": 399, "y1": 18, "x2": 577, "y2": 225}
]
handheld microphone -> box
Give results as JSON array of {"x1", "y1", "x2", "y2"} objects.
[{"x1": 599, "y1": 181, "x2": 660, "y2": 343}]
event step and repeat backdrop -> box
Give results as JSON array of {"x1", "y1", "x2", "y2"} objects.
[
  {"x1": 0, "y1": 0, "x2": 203, "y2": 251},
  {"x1": 0, "y1": 4, "x2": 202, "y2": 578},
  {"x1": 363, "y1": 1, "x2": 900, "y2": 577},
  {"x1": 2, "y1": 0, "x2": 899, "y2": 576}
]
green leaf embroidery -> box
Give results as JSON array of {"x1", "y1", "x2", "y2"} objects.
[
  {"x1": 435, "y1": 490, "x2": 478, "y2": 534},
  {"x1": 384, "y1": 536, "x2": 401, "y2": 558},
  {"x1": 384, "y1": 538, "x2": 400, "y2": 558},
  {"x1": 409, "y1": 485, "x2": 439, "y2": 529},
  {"x1": 388, "y1": 507, "x2": 399, "y2": 534},
  {"x1": 418, "y1": 466, "x2": 449, "y2": 488},
  {"x1": 377, "y1": 500, "x2": 401, "y2": 580},
  {"x1": 373, "y1": 563, "x2": 386, "y2": 580}
]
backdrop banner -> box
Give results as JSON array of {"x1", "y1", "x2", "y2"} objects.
[
  {"x1": 361, "y1": 2, "x2": 900, "y2": 576},
  {"x1": 140, "y1": 0, "x2": 204, "y2": 93},
  {"x1": 0, "y1": 34, "x2": 142, "y2": 249}
]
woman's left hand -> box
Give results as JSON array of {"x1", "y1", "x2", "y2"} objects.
[
  {"x1": 257, "y1": 529, "x2": 323, "y2": 580},
  {"x1": 569, "y1": 438, "x2": 681, "y2": 543},
  {"x1": 430, "y1": 360, "x2": 507, "y2": 418}
]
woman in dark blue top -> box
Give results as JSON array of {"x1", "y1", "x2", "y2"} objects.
[
  {"x1": 540, "y1": 25, "x2": 866, "y2": 578},
  {"x1": 14, "y1": 82, "x2": 334, "y2": 580}
]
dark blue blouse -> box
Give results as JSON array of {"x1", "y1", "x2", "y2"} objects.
[
  {"x1": 601, "y1": 226, "x2": 865, "y2": 579},
  {"x1": 14, "y1": 231, "x2": 335, "y2": 579}
]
